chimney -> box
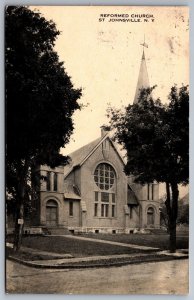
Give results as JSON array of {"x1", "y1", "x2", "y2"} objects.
[{"x1": 100, "y1": 125, "x2": 110, "y2": 138}]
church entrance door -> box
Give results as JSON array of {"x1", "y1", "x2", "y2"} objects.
[
  {"x1": 46, "y1": 200, "x2": 58, "y2": 226},
  {"x1": 147, "y1": 207, "x2": 154, "y2": 226}
]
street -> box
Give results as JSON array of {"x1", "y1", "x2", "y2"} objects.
[{"x1": 6, "y1": 259, "x2": 188, "y2": 294}]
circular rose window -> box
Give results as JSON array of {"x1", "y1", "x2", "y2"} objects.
[{"x1": 94, "y1": 163, "x2": 115, "y2": 190}]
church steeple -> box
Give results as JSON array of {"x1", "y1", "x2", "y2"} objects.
[{"x1": 133, "y1": 38, "x2": 150, "y2": 104}]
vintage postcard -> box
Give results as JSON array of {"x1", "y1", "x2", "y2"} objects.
[{"x1": 5, "y1": 6, "x2": 189, "y2": 294}]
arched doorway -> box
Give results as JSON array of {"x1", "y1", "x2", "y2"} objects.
[
  {"x1": 46, "y1": 200, "x2": 58, "y2": 226},
  {"x1": 147, "y1": 207, "x2": 155, "y2": 226}
]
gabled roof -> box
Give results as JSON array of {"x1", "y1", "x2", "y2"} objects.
[
  {"x1": 64, "y1": 133, "x2": 125, "y2": 178},
  {"x1": 64, "y1": 136, "x2": 101, "y2": 177}
]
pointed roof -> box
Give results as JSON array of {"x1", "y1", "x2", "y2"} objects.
[
  {"x1": 64, "y1": 133, "x2": 125, "y2": 178},
  {"x1": 133, "y1": 49, "x2": 150, "y2": 104},
  {"x1": 127, "y1": 185, "x2": 139, "y2": 205},
  {"x1": 64, "y1": 182, "x2": 81, "y2": 200}
]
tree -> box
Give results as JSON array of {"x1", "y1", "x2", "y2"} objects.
[
  {"x1": 107, "y1": 85, "x2": 189, "y2": 252},
  {"x1": 159, "y1": 198, "x2": 169, "y2": 232},
  {"x1": 177, "y1": 194, "x2": 189, "y2": 225},
  {"x1": 5, "y1": 6, "x2": 82, "y2": 250},
  {"x1": 177, "y1": 204, "x2": 189, "y2": 225}
]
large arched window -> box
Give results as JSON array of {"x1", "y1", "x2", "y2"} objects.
[
  {"x1": 94, "y1": 163, "x2": 115, "y2": 190},
  {"x1": 147, "y1": 207, "x2": 155, "y2": 225},
  {"x1": 46, "y1": 200, "x2": 58, "y2": 226},
  {"x1": 94, "y1": 163, "x2": 116, "y2": 218}
]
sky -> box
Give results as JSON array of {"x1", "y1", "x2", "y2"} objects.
[{"x1": 32, "y1": 6, "x2": 189, "y2": 197}]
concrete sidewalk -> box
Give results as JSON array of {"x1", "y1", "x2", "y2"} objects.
[
  {"x1": 28, "y1": 253, "x2": 151, "y2": 265},
  {"x1": 8, "y1": 249, "x2": 188, "y2": 269}
]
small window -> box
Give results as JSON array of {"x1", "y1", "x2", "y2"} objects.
[
  {"x1": 152, "y1": 184, "x2": 154, "y2": 200},
  {"x1": 101, "y1": 192, "x2": 109, "y2": 202},
  {"x1": 101, "y1": 204, "x2": 104, "y2": 217},
  {"x1": 95, "y1": 191, "x2": 98, "y2": 202},
  {"x1": 94, "y1": 203, "x2": 98, "y2": 216},
  {"x1": 69, "y1": 201, "x2": 73, "y2": 216},
  {"x1": 112, "y1": 194, "x2": 115, "y2": 203},
  {"x1": 130, "y1": 207, "x2": 133, "y2": 219},
  {"x1": 53, "y1": 173, "x2": 58, "y2": 191},
  {"x1": 105, "y1": 204, "x2": 109, "y2": 217},
  {"x1": 101, "y1": 204, "x2": 109, "y2": 217},
  {"x1": 148, "y1": 184, "x2": 154, "y2": 200},
  {"x1": 112, "y1": 205, "x2": 115, "y2": 217},
  {"x1": 46, "y1": 172, "x2": 51, "y2": 191}
]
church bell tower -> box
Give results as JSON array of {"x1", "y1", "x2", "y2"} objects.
[{"x1": 134, "y1": 38, "x2": 150, "y2": 104}]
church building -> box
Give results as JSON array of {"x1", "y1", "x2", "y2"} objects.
[{"x1": 33, "y1": 45, "x2": 160, "y2": 234}]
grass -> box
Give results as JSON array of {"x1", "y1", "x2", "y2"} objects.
[
  {"x1": 83, "y1": 233, "x2": 189, "y2": 250},
  {"x1": 18, "y1": 235, "x2": 154, "y2": 258},
  {"x1": 6, "y1": 248, "x2": 54, "y2": 261},
  {"x1": 6, "y1": 233, "x2": 188, "y2": 262}
]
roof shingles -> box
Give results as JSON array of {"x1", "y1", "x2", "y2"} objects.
[{"x1": 64, "y1": 137, "x2": 102, "y2": 177}]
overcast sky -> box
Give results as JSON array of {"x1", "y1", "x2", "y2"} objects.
[{"x1": 32, "y1": 6, "x2": 189, "y2": 197}]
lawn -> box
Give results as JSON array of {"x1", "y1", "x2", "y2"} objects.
[
  {"x1": 7, "y1": 233, "x2": 188, "y2": 260},
  {"x1": 19, "y1": 235, "x2": 153, "y2": 257},
  {"x1": 84, "y1": 233, "x2": 189, "y2": 250}
]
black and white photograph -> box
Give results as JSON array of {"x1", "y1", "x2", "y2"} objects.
[{"x1": 5, "y1": 5, "x2": 189, "y2": 294}]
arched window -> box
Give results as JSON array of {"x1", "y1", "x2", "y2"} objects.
[
  {"x1": 46, "y1": 200, "x2": 58, "y2": 226},
  {"x1": 147, "y1": 207, "x2": 155, "y2": 225},
  {"x1": 94, "y1": 163, "x2": 116, "y2": 218},
  {"x1": 94, "y1": 163, "x2": 115, "y2": 190}
]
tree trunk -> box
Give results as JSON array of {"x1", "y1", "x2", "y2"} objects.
[
  {"x1": 13, "y1": 202, "x2": 24, "y2": 251},
  {"x1": 165, "y1": 182, "x2": 179, "y2": 253},
  {"x1": 169, "y1": 218, "x2": 176, "y2": 253},
  {"x1": 13, "y1": 160, "x2": 29, "y2": 251},
  {"x1": 165, "y1": 182, "x2": 171, "y2": 234}
]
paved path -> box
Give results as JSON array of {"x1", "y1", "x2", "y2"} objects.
[
  {"x1": 30, "y1": 253, "x2": 150, "y2": 266},
  {"x1": 52, "y1": 234, "x2": 160, "y2": 251},
  {"x1": 11, "y1": 250, "x2": 188, "y2": 268}
]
